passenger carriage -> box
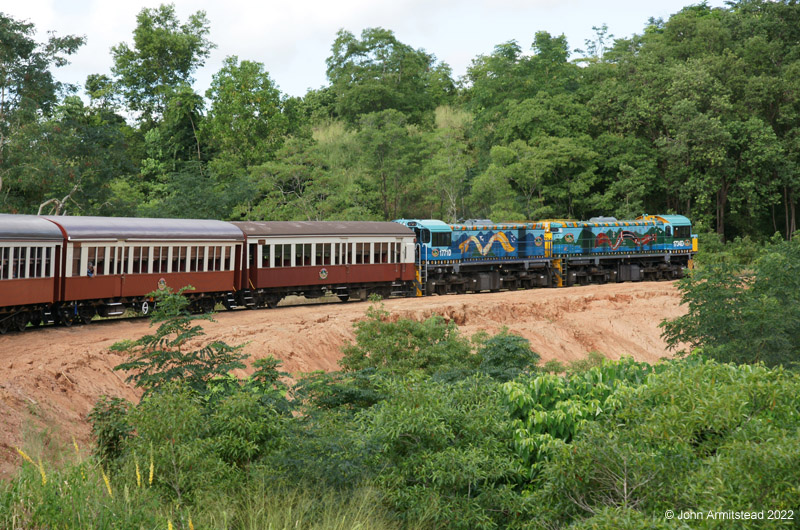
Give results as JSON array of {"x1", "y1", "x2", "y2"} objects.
[
  {"x1": 0, "y1": 215, "x2": 64, "y2": 333},
  {"x1": 45, "y1": 216, "x2": 245, "y2": 324},
  {"x1": 232, "y1": 221, "x2": 416, "y2": 306}
]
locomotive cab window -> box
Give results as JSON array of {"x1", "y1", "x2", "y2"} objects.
[
  {"x1": 674, "y1": 226, "x2": 691, "y2": 238},
  {"x1": 420, "y1": 229, "x2": 431, "y2": 244},
  {"x1": 432, "y1": 232, "x2": 451, "y2": 247}
]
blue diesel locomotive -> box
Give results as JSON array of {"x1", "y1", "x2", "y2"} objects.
[{"x1": 393, "y1": 215, "x2": 696, "y2": 295}]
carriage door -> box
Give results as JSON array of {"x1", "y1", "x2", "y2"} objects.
[{"x1": 248, "y1": 242, "x2": 259, "y2": 291}]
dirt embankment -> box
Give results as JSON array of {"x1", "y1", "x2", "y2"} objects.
[{"x1": 0, "y1": 281, "x2": 685, "y2": 478}]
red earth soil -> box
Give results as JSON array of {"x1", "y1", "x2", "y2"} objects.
[{"x1": 0, "y1": 281, "x2": 686, "y2": 478}]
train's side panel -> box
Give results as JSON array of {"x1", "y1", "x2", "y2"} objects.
[
  {"x1": 255, "y1": 263, "x2": 411, "y2": 288},
  {"x1": 450, "y1": 226, "x2": 521, "y2": 262},
  {"x1": 551, "y1": 222, "x2": 665, "y2": 257},
  {"x1": 2, "y1": 279, "x2": 55, "y2": 306},
  {"x1": 62, "y1": 271, "x2": 238, "y2": 301}
]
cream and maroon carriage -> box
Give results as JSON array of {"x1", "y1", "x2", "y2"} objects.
[
  {"x1": 0, "y1": 215, "x2": 64, "y2": 333},
  {"x1": 232, "y1": 221, "x2": 416, "y2": 307},
  {"x1": 45, "y1": 216, "x2": 246, "y2": 324}
]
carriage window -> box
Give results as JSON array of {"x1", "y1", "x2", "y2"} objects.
[
  {"x1": 1, "y1": 247, "x2": 10, "y2": 279},
  {"x1": 131, "y1": 247, "x2": 141, "y2": 273},
  {"x1": 273, "y1": 244, "x2": 289, "y2": 268},
  {"x1": 315, "y1": 244, "x2": 323, "y2": 266},
  {"x1": 107, "y1": 247, "x2": 117, "y2": 275},
  {"x1": 294, "y1": 243, "x2": 311, "y2": 266},
  {"x1": 28, "y1": 247, "x2": 39, "y2": 278},
  {"x1": 153, "y1": 246, "x2": 168, "y2": 274},
  {"x1": 13, "y1": 247, "x2": 26, "y2": 278},
  {"x1": 189, "y1": 246, "x2": 200, "y2": 272},
  {"x1": 85, "y1": 246, "x2": 106, "y2": 276},
  {"x1": 172, "y1": 246, "x2": 187, "y2": 272},
  {"x1": 72, "y1": 247, "x2": 81, "y2": 277},
  {"x1": 393, "y1": 242, "x2": 401, "y2": 263},
  {"x1": 222, "y1": 246, "x2": 231, "y2": 271},
  {"x1": 262, "y1": 245, "x2": 271, "y2": 267},
  {"x1": 118, "y1": 247, "x2": 126, "y2": 274},
  {"x1": 378, "y1": 242, "x2": 389, "y2": 263},
  {"x1": 207, "y1": 247, "x2": 218, "y2": 271},
  {"x1": 44, "y1": 247, "x2": 53, "y2": 277},
  {"x1": 322, "y1": 243, "x2": 331, "y2": 265}
]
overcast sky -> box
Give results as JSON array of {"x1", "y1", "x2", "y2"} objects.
[{"x1": 7, "y1": 0, "x2": 727, "y2": 99}]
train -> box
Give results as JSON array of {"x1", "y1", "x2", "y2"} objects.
[{"x1": 0, "y1": 213, "x2": 696, "y2": 333}]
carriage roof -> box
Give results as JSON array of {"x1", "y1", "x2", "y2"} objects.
[
  {"x1": 44, "y1": 216, "x2": 244, "y2": 241},
  {"x1": 0, "y1": 215, "x2": 64, "y2": 241},
  {"x1": 232, "y1": 221, "x2": 414, "y2": 238}
]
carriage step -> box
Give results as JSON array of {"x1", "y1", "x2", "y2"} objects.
[{"x1": 104, "y1": 302, "x2": 125, "y2": 316}]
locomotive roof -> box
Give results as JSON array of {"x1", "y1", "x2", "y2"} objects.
[
  {"x1": 0, "y1": 214, "x2": 64, "y2": 241},
  {"x1": 44, "y1": 216, "x2": 244, "y2": 241},
  {"x1": 232, "y1": 221, "x2": 414, "y2": 238}
]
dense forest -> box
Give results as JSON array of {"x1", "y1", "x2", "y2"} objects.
[{"x1": 1, "y1": 0, "x2": 799, "y2": 241}]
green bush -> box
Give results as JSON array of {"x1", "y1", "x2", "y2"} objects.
[
  {"x1": 360, "y1": 375, "x2": 528, "y2": 529},
  {"x1": 503, "y1": 357, "x2": 658, "y2": 479},
  {"x1": 339, "y1": 301, "x2": 476, "y2": 376},
  {"x1": 532, "y1": 360, "x2": 800, "y2": 529},
  {"x1": 112, "y1": 287, "x2": 248, "y2": 396},
  {"x1": 662, "y1": 237, "x2": 800, "y2": 367},
  {"x1": 88, "y1": 395, "x2": 133, "y2": 465}
]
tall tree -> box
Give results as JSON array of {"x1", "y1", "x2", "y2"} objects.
[
  {"x1": 111, "y1": 3, "x2": 214, "y2": 123},
  {"x1": 326, "y1": 28, "x2": 453, "y2": 126},
  {"x1": 356, "y1": 110, "x2": 424, "y2": 219},
  {"x1": 203, "y1": 56, "x2": 287, "y2": 170},
  {"x1": 0, "y1": 12, "x2": 83, "y2": 206}
]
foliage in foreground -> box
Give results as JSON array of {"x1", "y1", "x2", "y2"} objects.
[
  {"x1": 529, "y1": 359, "x2": 800, "y2": 529},
  {"x1": 111, "y1": 287, "x2": 249, "y2": 396},
  {"x1": 6, "y1": 291, "x2": 800, "y2": 529},
  {"x1": 662, "y1": 237, "x2": 800, "y2": 367}
]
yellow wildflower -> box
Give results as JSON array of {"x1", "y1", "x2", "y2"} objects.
[
  {"x1": 37, "y1": 457, "x2": 46, "y2": 486},
  {"x1": 102, "y1": 468, "x2": 113, "y2": 498}
]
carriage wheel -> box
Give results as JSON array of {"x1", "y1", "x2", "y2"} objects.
[
  {"x1": 13, "y1": 312, "x2": 29, "y2": 332},
  {"x1": 58, "y1": 307, "x2": 74, "y2": 327},
  {"x1": 29, "y1": 312, "x2": 43, "y2": 327},
  {"x1": 200, "y1": 298, "x2": 215, "y2": 313},
  {"x1": 78, "y1": 307, "x2": 95, "y2": 325}
]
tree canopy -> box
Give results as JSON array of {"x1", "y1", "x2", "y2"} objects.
[{"x1": 2, "y1": 1, "x2": 800, "y2": 241}]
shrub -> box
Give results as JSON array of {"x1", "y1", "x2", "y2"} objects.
[
  {"x1": 360, "y1": 375, "x2": 528, "y2": 529},
  {"x1": 662, "y1": 237, "x2": 800, "y2": 367},
  {"x1": 112, "y1": 287, "x2": 248, "y2": 396}
]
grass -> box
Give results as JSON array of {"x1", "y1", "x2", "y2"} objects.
[{"x1": 2, "y1": 437, "x2": 411, "y2": 530}]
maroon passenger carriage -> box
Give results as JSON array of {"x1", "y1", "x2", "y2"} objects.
[
  {"x1": 0, "y1": 215, "x2": 64, "y2": 333},
  {"x1": 44, "y1": 216, "x2": 246, "y2": 325},
  {"x1": 232, "y1": 221, "x2": 416, "y2": 307}
]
